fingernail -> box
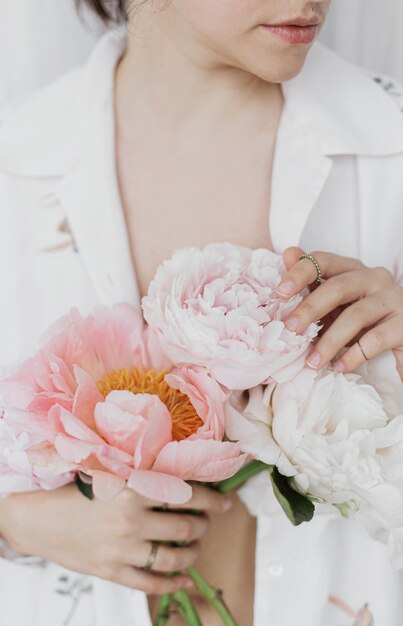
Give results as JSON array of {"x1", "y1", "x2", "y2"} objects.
[
  {"x1": 275, "y1": 282, "x2": 294, "y2": 296},
  {"x1": 334, "y1": 360, "x2": 346, "y2": 373},
  {"x1": 221, "y1": 499, "x2": 233, "y2": 512},
  {"x1": 184, "y1": 579, "x2": 194, "y2": 590},
  {"x1": 285, "y1": 317, "x2": 299, "y2": 332},
  {"x1": 306, "y1": 352, "x2": 321, "y2": 368}
]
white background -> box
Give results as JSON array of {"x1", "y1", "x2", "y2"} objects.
[{"x1": 1, "y1": 0, "x2": 402, "y2": 106}]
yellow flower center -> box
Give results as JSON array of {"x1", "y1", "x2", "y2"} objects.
[{"x1": 97, "y1": 367, "x2": 203, "y2": 442}]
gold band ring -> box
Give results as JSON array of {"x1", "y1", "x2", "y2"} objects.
[
  {"x1": 143, "y1": 541, "x2": 159, "y2": 571},
  {"x1": 357, "y1": 339, "x2": 369, "y2": 361},
  {"x1": 299, "y1": 253, "x2": 323, "y2": 285}
]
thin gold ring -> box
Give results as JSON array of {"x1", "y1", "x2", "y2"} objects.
[
  {"x1": 299, "y1": 253, "x2": 323, "y2": 285},
  {"x1": 299, "y1": 254, "x2": 323, "y2": 285},
  {"x1": 143, "y1": 541, "x2": 159, "y2": 571},
  {"x1": 357, "y1": 339, "x2": 369, "y2": 361}
]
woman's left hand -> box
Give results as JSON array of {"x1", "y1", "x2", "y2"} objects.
[{"x1": 275, "y1": 246, "x2": 403, "y2": 380}]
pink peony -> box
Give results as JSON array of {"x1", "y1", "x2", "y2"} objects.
[
  {"x1": 0, "y1": 305, "x2": 245, "y2": 503},
  {"x1": 0, "y1": 418, "x2": 74, "y2": 496},
  {"x1": 142, "y1": 243, "x2": 319, "y2": 390}
]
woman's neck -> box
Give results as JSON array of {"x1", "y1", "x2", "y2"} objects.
[{"x1": 115, "y1": 7, "x2": 282, "y2": 130}]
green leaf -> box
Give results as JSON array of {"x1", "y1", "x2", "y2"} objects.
[
  {"x1": 76, "y1": 475, "x2": 94, "y2": 500},
  {"x1": 217, "y1": 460, "x2": 270, "y2": 494},
  {"x1": 269, "y1": 466, "x2": 314, "y2": 526}
]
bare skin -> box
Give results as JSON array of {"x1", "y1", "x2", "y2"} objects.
[
  {"x1": 0, "y1": 484, "x2": 230, "y2": 595},
  {"x1": 115, "y1": 55, "x2": 282, "y2": 297},
  {"x1": 147, "y1": 495, "x2": 256, "y2": 625}
]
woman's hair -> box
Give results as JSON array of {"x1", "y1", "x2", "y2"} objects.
[{"x1": 76, "y1": 0, "x2": 128, "y2": 23}]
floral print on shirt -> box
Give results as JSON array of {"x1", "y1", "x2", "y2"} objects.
[
  {"x1": 372, "y1": 74, "x2": 403, "y2": 113},
  {"x1": 328, "y1": 595, "x2": 374, "y2": 626}
]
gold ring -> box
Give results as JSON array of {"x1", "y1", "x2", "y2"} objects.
[
  {"x1": 299, "y1": 253, "x2": 323, "y2": 285},
  {"x1": 143, "y1": 541, "x2": 159, "y2": 571},
  {"x1": 357, "y1": 339, "x2": 369, "y2": 361}
]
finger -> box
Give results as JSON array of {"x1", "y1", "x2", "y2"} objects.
[
  {"x1": 305, "y1": 294, "x2": 392, "y2": 370},
  {"x1": 168, "y1": 485, "x2": 233, "y2": 514},
  {"x1": 114, "y1": 488, "x2": 165, "y2": 512},
  {"x1": 333, "y1": 315, "x2": 403, "y2": 373},
  {"x1": 125, "y1": 541, "x2": 200, "y2": 573},
  {"x1": 113, "y1": 566, "x2": 194, "y2": 595},
  {"x1": 142, "y1": 511, "x2": 209, "y2": 543},
  {"x1": 276, "y1": 251, "x2": 363, "y2": 299},
  {"x1": 283, "y1": 246, "x2": 304, "y2": 271},
  {"x1": 284, "y1": 271, "x2": 379, "y2": 334}
]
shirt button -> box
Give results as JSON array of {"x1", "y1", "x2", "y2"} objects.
[{"x1": 267, "y1": 561, "x2": 285, "y2": 577}]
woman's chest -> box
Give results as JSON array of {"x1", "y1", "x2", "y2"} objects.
[{"x1": 116, "y1": 127, "x2": 277, "y2": 298}]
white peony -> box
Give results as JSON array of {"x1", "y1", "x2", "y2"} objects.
[{"x1": 226, "y1": 351, "x2": 403, "y2": 565}]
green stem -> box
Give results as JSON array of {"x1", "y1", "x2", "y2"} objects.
[
  {"x1": 154, "y1": 593, "x2": 174, "y2": 626},
  {"x1": 217, "y1": 460, "x2": 270, "y2": 494},
  {"x1": 186, "y1": 567, "x2": 238, "y2": 626},
  {"x1": 173, "y1": 589, "x2": 203, "y2": 626},
  {"x1": 154, "y1": 462, "x2": 270, "y2": 625}
]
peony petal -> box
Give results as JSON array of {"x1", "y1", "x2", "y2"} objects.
[
  {"x1": 59, "y1": 407, "x2": 104, "y2": 445},
  {"x1": 0, "y1": 357, "x2": 38, "y2": 408},
  {"x1": 128, "y1": 468, "x2": 192, "y2": 504},
  {"x1": 357, "y1": 351, "x2": 403, "y2": 417},
  {"x1": 27, "y1": 445, "x2": 75, "y2": 474},
  {"x1": 165, "y1": 367, "x2": 227, "y2": 440},
  {"x1": 95, "y1": 392, "x2": 172, "y2": 466},
  {"x1": 55, "y1": 433, "x2": 94, "y2": 463},
  {"x1": 153, "y1": 439, "x2": 246, "y2": 483},
  {"x1": 94, "y1": 444, "x2": 132, "y2": 479},
  {"x1": 72, "y1": 366, "x2": 103, "y2": 428},
  {"x1": 225, "y1": 387, "x2": 281, "y2": 466},
  {"x1": 91, "y1": 470, "x2": 126, "y2": 501}
]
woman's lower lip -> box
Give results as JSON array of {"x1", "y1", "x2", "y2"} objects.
[{"x1": 262, "y1": 24, "x2": 318, "y2": 45}]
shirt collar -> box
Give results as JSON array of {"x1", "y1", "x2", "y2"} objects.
[
  {"x1": 282, "y1": 41, "x2": 403, "y2": 157},
  {"x1": 0, "y1": 28, "x2": 127, "y2": 178}
]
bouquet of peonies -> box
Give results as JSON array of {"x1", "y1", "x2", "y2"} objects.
[{"x1": 1, "y1": 243, "x2": 403, "y2": 626}]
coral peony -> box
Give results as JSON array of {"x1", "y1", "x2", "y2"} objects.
[
  {"x1": 0, "y1": 305, "x2": 245, "y2": 503},
  {"x1": 142, "y1": 243, "x2": 319, "y2": 390}
]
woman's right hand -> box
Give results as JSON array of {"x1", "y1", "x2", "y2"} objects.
[{"x1": 0, "y1": 483, "x2": 232, "y2": 594}]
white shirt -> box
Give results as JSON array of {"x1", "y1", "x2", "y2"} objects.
[{"x1": 0, "y1": 27, "x2": 403, "y2": 626}]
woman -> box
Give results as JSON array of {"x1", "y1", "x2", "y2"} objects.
[{"x1": 0, "y1": 1, "x2": 403, "y2": 625}]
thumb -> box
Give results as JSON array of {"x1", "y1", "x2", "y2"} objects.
[{"x1": 282, "y1": 246, "x2": 304, "y2": 271}]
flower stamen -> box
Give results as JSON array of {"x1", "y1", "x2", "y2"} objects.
[{"x1": 97, "y1": 367, "x2": 202, "y2": 441}]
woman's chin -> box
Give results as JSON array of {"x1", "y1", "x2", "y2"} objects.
[
  {"x1": 231, "y1": 38, "x2": 315, "y2": 84},
  {"x1": 245, "y1": 56, "x2": 311, "y2": 84}
]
